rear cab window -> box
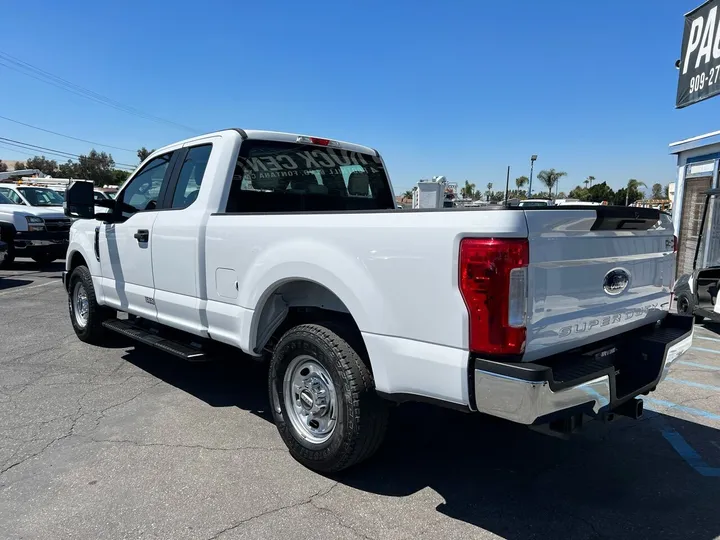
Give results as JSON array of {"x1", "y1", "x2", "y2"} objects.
[{"x1": 224, "y1": 140, "x2": 395, "y2": 213}]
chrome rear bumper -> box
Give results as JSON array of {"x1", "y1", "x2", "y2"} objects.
[{"x1": 473, "y1": 314, "x2": 694, "y2": 425}]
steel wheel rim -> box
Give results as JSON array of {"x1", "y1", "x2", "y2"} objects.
[
  {"x1": 283, "y1": 354, "x2": 338, "y2": 444},
  {"x1": 72, "y1": 281, "x2": 89, "y2": 328}
]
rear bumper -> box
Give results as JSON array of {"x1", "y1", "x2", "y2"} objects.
[{"x1": 473, "y1": 314, "x2": 694, "y2": 425}]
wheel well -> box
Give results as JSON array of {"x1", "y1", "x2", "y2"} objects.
[
  {"x1": 68, "y1": 251, "x2": 88, "y2": 272},
  {"x1": 0, "y1": 222, "x2": 15, "y2": 242},
  {"x1": 254, "y1": 280, "x2": 368, "y2": 363}
]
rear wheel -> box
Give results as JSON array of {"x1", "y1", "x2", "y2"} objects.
[
  {"x1": 68, "y1": 265, "x2": 115, "y2": 344},
  {"x1": 269, "y1": 323, "x2": 388, "y2": 473}
]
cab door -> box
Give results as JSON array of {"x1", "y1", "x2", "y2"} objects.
[{"x1": 99, "y1": 151, "x2": 178, "y2": 320}]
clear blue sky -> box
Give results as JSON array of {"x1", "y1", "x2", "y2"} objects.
[{"x1": 0, "y1": 0, "x2": 716, "y2": 194}]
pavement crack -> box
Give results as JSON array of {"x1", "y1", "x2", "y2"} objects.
[
  {"x1": 203, "y1": 483, "x2": 338, "y2": 539},
  {"x1": 88, "y1": 438, "x2": 287, "y2": 453}
]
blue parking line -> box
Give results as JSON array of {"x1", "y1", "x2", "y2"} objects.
[
  {"x1": 696, "y1": 335, "x2": 720, "y2": 343},
  {"x1": 691, "y1": 347, "x2": 720, "y2": 355},
  {"x1": 644, "y1": 398, "x2": 720, "y2": 421},
  {"x1": 665, "y1": 377, "x2": 720, "y2": 392},
  {"x1": 661, "y1": 428, "x2": 720, "y2": 477},
  {"x1": 676, "y1": 360, "x2": 720, "y2": 371}
]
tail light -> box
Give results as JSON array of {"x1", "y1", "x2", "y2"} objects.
[{"x1": 459, "y1": 238, "x2": 529, "y2": 356}]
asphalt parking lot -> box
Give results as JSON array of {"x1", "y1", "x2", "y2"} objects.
[{"x1": 2, "y1": 261, "x2": 720, "y2": 539}]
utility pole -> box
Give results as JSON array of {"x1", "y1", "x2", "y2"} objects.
[
  {"x1": 504, "y1": 165, "x2": 510, "y2": 205},
  {"x1": 528, "y1": 154, "x2": 537, "y2": 197}
]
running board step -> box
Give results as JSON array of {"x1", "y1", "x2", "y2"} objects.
[{"x1": 102, "y1": 319, "x2": 209, "y2": 362}]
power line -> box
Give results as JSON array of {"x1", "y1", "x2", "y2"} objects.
[
  {"x1": 0, "y1": 51, "x2": 198, "y2": 134},
  {"x1": 0, "y1": 114, "x2": 135, "y2": 153},
  {"x1": 0, "y1": 137, "x2": 136, "y2": 170}
]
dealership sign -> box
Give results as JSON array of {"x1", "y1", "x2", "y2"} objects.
[{"x1": 677, "y1": 0, "x2": 720, "y2": 108}]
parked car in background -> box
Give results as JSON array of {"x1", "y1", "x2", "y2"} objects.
[
  {"x1": 0, "y1": 189, "x2": 71, "y2": 267},
  {"x1": 518, "y1": 198, "x2": 553, "y2": 207}
]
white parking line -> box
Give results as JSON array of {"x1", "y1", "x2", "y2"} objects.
[{"x1": 0, "y1": 280, "x2": 56, "y2": 297}]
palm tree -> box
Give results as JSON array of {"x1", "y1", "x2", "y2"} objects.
[
  {"x1": 587, "y1": 175, "x2": 595, "y2": 187},
  {"x1": 583, "y1": 179, "x2": 590, "y2": 188},
  {"x1": 462, "y1": 180, "x2": 476, "y2": 200},
  {"x1": 536, "y1": 169, "x2": 567, "y2": 199},
  {"x1": 486, "y1": 183, "x2": 493, "y2": 202},
  {"x1": 515, "y1": 176, "x2": 529, "y2": 193},
  {"x1": 625, "y1": 178, "x2": 647, "y2": 206},
  {"x1": 403, "y1": 190, "x2": 413, "y2": 199}
]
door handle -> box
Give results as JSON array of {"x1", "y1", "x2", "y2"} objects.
[{"x1": 134, "y1": 229, "x2": 149, "y2": 243}]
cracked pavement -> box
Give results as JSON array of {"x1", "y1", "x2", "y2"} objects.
[{"x1": 3, "y1": 260, "x2": 720, "y2": 539}]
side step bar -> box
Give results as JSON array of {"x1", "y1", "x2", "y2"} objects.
[{"x1": 102, "y1": 319, "x2": 208, "y2": 362}]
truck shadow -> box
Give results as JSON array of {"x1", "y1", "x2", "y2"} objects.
[{"x1": 121, "y1": 348, "x2": 720, "y2": 539}]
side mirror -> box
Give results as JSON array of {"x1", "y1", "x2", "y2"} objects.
[{"x1": 63, "y1": 181, "x2": 95, "y2": 219}]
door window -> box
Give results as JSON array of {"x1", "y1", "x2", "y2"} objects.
[
  {"x1": 171, "y1": 145, "x2": 212, "y2": 209},
  {"x1": 0, "y1": 188, "x2": 23, "y2": 205},
  {"x1": 119, "y1": 153, "x2": 173, "y2": 217}
]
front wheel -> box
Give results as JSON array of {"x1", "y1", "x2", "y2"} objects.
[
  {"x1": 0, "y1": 241, "x2": 14, "y2": 269},
  {"x1": 269, "y1": 323, "x2": 389, "y2": 473},
  {"x1": 68, "y1": 265, "x2": 115, "y2": 344}
]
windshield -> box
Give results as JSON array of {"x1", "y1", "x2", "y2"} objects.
[
  {"x1": 0, "y1": 192, "x2": 13, "y2": 205},
  {"x1": 17, "y1": 187, "x2": 65, "y2": 207},
  {"x1": 94, "y1": 191, "x2": 109, "y2": 201}
]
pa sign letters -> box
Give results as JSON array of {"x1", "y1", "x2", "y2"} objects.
[{"x1": 677, "y1": 0, "x2": 720, "y2": 108}]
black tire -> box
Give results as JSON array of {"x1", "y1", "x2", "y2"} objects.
[
  {"x1": 67, "y1": 265, "x2": 115, "y2": 344},
  {"x1": 31, "y1": 254, "x2": 56, "y2": 266},
  {"x1": 0, "y1": 240, "x2": 14, "y2": 269},
  {"x1": 677, "y1": 293, "x2": 704, "y2": 324},
  {"x1": 269, "y1": 323, "x2": 388, "y2": 473}
]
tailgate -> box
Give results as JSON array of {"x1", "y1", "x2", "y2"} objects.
[{"x1": 522, "y1": 206, "x2": 675, "y2": 362}]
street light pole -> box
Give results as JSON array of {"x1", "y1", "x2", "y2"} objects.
[{"x1": 528, "y1": 154, "x2": 537, "y2": 197}]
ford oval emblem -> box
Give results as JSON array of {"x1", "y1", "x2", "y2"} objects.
[{"x1": 603, "y1": 268, "x2": 630, "y2": 296}]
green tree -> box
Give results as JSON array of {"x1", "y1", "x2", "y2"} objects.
[
  {"x1": 461, "y1": 180, "x2": 476, "y2": 199},
  {"x1": 0, "y1": 160, "x2": 7, "y2": 173},
  {"x1": 625, "y1": 179, "x2": 646, "y2": 206},
  {"x1": 25, "y1": 156, "x2": 59, "y2": 176},
  {"x1": 515, "y1": 176, "x2": 529, "y2": 191},
  {"x1": 137, "y1": 147, "x2": 154, "y2": 162},
  {"x1": 486, "y1": 183, "x2": 493, "y2": 201},
  {"x1": 58, "y1": 160, "x2": 79, "y2": 178},
  {"x1": 651, "y1": 183, "x2": 663, "y2": 199},
  {"x1": 13, "y1": 161, "x2": 26, "y2": 171},
  {"x1": 587, "y1": 182, "x2": 615, "y2": 203},
  {"x1": 536, "y1": 169, "x2": 567, "y2": 198},
  {"x1": 664, "y1": 184, "x2": 671, "y2": 198},
  {"x1": 76, "y1": 149, "x2": 116, "y2": 186},
  {"x1": 111, "y1": 169, "x2": 130, "y2": 185},
  {"x1": 568, "y1": 186, "x2": 590, "y2": 201},
  {"x1": 583, "y1": 179, "x2": 590, "y2": 188},
  {"x1": 587, "y1": 175, "x2": 595, "y2": 187},
  {"x1": 403, "y1": 190, "x2": 413, "y2": 199},
  {"x1": 473, "y1": 189, "x2": 481, "y2": 200}
]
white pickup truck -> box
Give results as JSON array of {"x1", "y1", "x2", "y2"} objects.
[
  {"x1": 0, "y1": 188, "x2": 72, "y2": 267},
  {"x1": 61, "y1": 128, "x2": 694, "y2": 472}
]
